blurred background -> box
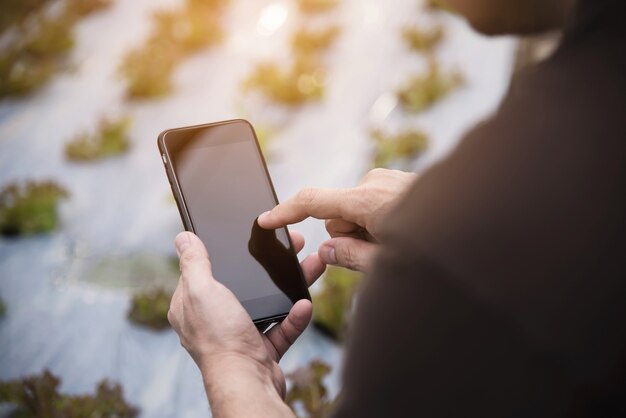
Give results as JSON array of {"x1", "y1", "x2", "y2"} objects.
[{"x1": 0, "y1": 0, "x2": 536, "y2": 416}]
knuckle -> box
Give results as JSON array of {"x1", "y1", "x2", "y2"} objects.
[
  {"x1": 167, "y1": 309, "x2": 175, "y2": 325},
  {"x1": 296, "y1": 187, "x2": 318, "y2": 207},
  {"x1": 368, "y1": 168, "x2": 385, "y2": 176},
  {"x1": 338, "y1": 243, "x2": 357, "y2": 269},
  {"x1": 364, "y1": 168, "x2": 385, "y2": 180},
  {"x1": 187, "y1": 284, "x2": 208, "y2": 302}
]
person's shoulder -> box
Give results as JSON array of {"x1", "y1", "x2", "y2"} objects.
[
  {"x1": 378, "y1": 39, "x2": 626, "y2": 373},
  {"x1": 385, "y1": 28, "x2": 626, "y2": 257}
]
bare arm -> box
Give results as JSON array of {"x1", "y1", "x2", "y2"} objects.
[
  {"x1": 168, "y1": 232, "x2": 325, "y2": 417},
  {"x1": 201, "y1": 355, "x2": 294, "y2": 418}
]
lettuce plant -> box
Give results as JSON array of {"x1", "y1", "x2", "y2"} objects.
[
  {"x1": 397, "y1": 60, "x2": 463, "y2": 113},
  {"x1": 0, "y1": 181, "x2": 69, "y2": 237},
  {"x1": 286, "y1": 360, "x2": 336, "y2": 418},
  {"x1": 0, "y1": 370, "x2": 139, "y2": 417},
  {"x1": 371, "y1": 128, "x2": 429, "y2": 168},
  {"x1": 65, "y1": 117, "x2": 131, "y2": 162},
  {"x1": 312, "y1": 267, "x2": 362, "y2": 341},
  {"x1": 127, "y1": 287, "x2": 173, "y2": 331}
]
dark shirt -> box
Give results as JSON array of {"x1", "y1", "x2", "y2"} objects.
[{"x1": 333, "y1": 0, "x2": 626, "y2": 416}]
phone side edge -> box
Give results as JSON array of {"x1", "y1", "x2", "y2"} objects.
[{"x1": 157, "y1": 130, "x2": 195, "y2": 233}]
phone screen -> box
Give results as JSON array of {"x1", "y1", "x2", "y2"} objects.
[{"x1": 160, "y1": 120, "x2": 310, "y2": 322}]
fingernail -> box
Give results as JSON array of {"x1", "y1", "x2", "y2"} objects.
[
  {"x1": 258, "y1": 211, "x2": 270, "y2": 221},
  {"x1": 175, "y1": 232, "x2": 192, "y2": 256},
  {"x1": 319, "y1": 245, "x2": 337, "y2": 265}
]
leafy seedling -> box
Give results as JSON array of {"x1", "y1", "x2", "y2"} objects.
[
  {"x1": 286, "y1": 360, "x2": 336, "y2": 418},
  {"x1": 371, "y1": 128, "x2": 429, "y2": 169},
  {"x1": 0, "y1": 181, "x2": 69, "y2": 237},
  {"x1": 0, "y1": 370, "x2": 139, "y2": 417},
  {"x1": 65, "y1": 117, "x2": 132, "y2": 162},
  {"x1": 119, "y1": 0, "x2": 227, "y2": 99},
  {"x1": 312, "y1": 266, "x2": 362, "y2": 341},
  {"x1": 244, "y1": 56, "x2": 325, "y2": 105},
  {"x1": 0, "y1": 13, "x2": 73, "y2": 97},
  {"x1": 127, "y1": 287, "x2": 173, "y2": 330},
  {"x1": 397, "y1": 60, "x2": 463, "y2": 113},
  {"x1": 402, "y1": 24, "x2": 444, "y2": 52},
  {"x1": 292, "y1": 25, "x2": 340, "y2": 56},
  {"x1": 0, "y1": 0, "x2": 111, "y2": 98},
  {"x1": 0, "y1": 0, "x2": 53, "y2": 34},
  {"x1": 119, "y1": 40, "x2": 177, "y2": 99}
]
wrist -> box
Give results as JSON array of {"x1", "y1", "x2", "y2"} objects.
[
  {"x1": 201, "y1": 353, "x2": 277, "y2": 391},
  {"x1": 200, "y1": 353, "x2": 291, "y2": 417}
]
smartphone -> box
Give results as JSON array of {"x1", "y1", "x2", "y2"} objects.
[{"x1": 157, "y1": 119, "x2": 310, "y2": 326}]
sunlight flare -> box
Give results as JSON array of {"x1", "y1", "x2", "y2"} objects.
[{"x1": 256, "y1": 3, "x2": 289, "y2": 37}]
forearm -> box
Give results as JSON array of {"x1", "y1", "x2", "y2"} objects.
[{"x1": 202, "y1": 356, "x2": 295, "y2": 418}]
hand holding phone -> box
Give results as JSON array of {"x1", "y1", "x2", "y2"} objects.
[
  {"x1": 168, "y1": 229, "x2": 322, "y2": 413},
  {"x1": 158, "y1": 119, "x2": 313, "y2": 325}
]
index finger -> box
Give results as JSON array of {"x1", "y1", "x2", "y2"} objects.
[{"x1": 258, "y1": 187, "x2": 355, "y2": 229}]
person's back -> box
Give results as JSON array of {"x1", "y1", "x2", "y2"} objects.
[{"x1": 332, "y1": 0, "x2": 626, "y2": 416}]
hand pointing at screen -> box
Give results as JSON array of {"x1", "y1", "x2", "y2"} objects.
[{"x1": 258, "y1": 168, "x2": 417, "y2": 272}]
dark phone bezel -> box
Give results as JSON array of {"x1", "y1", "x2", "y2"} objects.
[{"x1": 157, "y1": 119, "x2": 310, "y2": 327}]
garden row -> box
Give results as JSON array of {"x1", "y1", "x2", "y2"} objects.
[
  {"x1": 0, "y1": 3, "x2": 342, "y2": 416},
  {"x1": 0, "y1": 358, "x2": 335, "y2": 418},
  {"x1": 0, "y1": 0, "x2": 113, "y2": 97},
  {"x1": 0, "y1": 0, "x2": 461, "y2": 416}
]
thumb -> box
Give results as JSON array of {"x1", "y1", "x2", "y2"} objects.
[
  {"x1": 175, "y1": 232, "x2": 214, "y2": 292},
  {"x1": 265, "y1": 299, "x2": 312, "y2": 361},
  {"x1": 318, "y1": 237, "x2": 378, "y2": 272}
]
